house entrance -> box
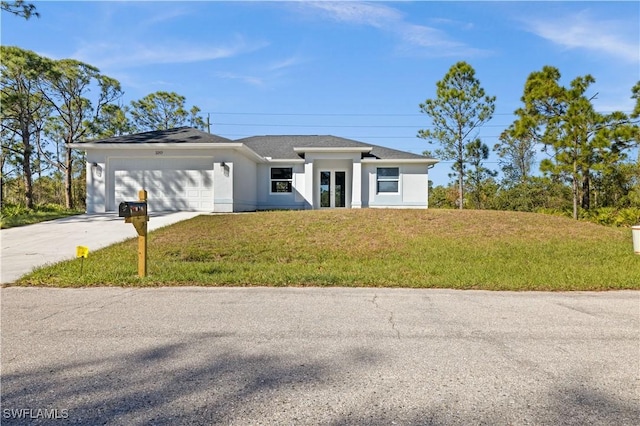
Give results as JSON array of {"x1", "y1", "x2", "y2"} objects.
[{"x1": 319, "y1": 170, "x2": 346, "y2": 208}]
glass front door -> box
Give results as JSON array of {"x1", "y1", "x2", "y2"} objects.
[{"x1": 319, "y1": 170, "x2": 346, "y2": 208}]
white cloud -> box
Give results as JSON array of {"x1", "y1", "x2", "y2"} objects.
[
  {"x1": 268, "y1": 56, "x2": 306, "y2": 72},
  {"x1": 307, "y1": 1, "x2": 402, "y2": 28},
  {"x1": 138, "y1": 7, "x2": 190, "y2": 29},
  {"x1": 397, "y1": 24, "x2": 489, "y2": 58},
  {"x1": 72, "y1": 38, "x2": 269, "y2": 70},
  {"x1": 214, "y1": 72, "x2": 265, "y2": 87},
  {"x1": 214, "y1": 55, "x2": 306, "y2": 89},
  {"x1": 300, "y1": 1, "x2": 490, "y2": 57},
  {"x1": 526, "y1": 11, "x2": 639, "y2": 63}
]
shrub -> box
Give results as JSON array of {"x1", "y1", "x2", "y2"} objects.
[
  {"x1": 614, "y1": 208, "x2": 640, "y2": 227},
  {"x1": 37, "y1": 203, "x2": 68, "y2": 213},
  {"x1": 0, "y1": 203, "x2": 82, "y2": 228},
  {"x1": 0, "y1": 204, "x2": 31, "y2": 217},
  {"x1": 580, "y1": 207, "x2": 640, "y2": 227}
]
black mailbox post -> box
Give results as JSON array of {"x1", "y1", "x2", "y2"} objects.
[{"x1": 119, "y1": 191, "x2": 149, "y2": 278}]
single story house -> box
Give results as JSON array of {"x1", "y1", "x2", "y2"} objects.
[{"x1": 70, "y1": 127, "x2": 438, "y2": 213}]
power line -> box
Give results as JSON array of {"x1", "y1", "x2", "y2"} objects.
[
  {"x1": 212, "y1": 122, "x2": 511, "y2": 129},
  {"x1": 209, "y1": 112, "x2": 426, "y2": 117},
  {"x1": 216, "y1": 133, "x2": 507, "y2": 140},
  {"x1": 207, "y1": 111, "x2": 521, "y2": 118},
  {"x1": 207, "y1": 110, "x2": 633, "y2": 117}
]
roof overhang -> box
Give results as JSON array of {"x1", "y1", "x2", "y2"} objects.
[
  {"x1": 69, "y1": 142, "x2": 244, "y2": 150},
  {"x1": 361, "y1": 158, "x2": 439, "y2": 164},
  {"x1": 264, "y1": 158, "x2": 306, "y2": 163},
  {"x1": 293, "y1": 147, "x2": 373, "y2": 154},
  {"x1": 68, "y1": 142, "x2": 267, "y2": 163}
]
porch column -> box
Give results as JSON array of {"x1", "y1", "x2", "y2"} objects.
[
  {"x1": 304, "y1": 160, "x2": 314, "y2": 209},
  {"x1": 351, "y1": 159, "x2": 362, "y2": 208}
]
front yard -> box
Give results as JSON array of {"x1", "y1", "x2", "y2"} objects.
[{"x1": 14, "y1": 209, "x2": 639, "y2": 290}]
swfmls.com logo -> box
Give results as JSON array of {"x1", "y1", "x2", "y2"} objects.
[{"x1": 3, "y1": 408, "x2": 69, "y2": 420}]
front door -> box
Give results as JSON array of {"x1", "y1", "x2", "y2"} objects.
[{"x1": 320, "y1": 170, "x2": 346, "y2": 208}]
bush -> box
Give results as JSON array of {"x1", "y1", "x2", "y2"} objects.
[
  {"x1": 614, "y1": 208, "x2": 640, "y2": 227},
  {"x1": 580, "y1": 207, "x2": 640, "y2": 227},
  {"x1": 0, "y1": 203, "x2": 82, "y2": 229},
  {"x1": 37, "y1": 203, "x2": 68, "y2": 213},
  {"x1": 0, "y1": 203, "x2": 32, "y2": 217},
  {"x1": 1, "y1": 203, "x2": 67, "y2": 217}
]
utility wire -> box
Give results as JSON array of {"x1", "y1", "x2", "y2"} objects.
[
  {"x1": 218, "y1": 133, "x2": 506, "y2": 139},
  {"x1": 207, "y1": 110, "x2": 633, "y2": 116},
  {"x1": 209, "y1": 112, "x2": 427, "y2": 116},
  {"x1": 212, "y1": 122, "x2": 511, "y2": 129}
]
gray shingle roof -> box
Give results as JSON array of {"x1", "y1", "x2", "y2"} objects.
[
  {"x1": 84, "y1": 127, "x2": 433, "y2": 161},
  {"x1": 88, "y1": 126, "x2": 234, "y2": 144},
  {"x1": 237, "y1": 135, "x2": 431, "y2": 160}
]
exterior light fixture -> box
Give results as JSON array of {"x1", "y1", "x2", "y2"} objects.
[{"x1": 91, "y1": 162, "x2": 102, "y2": 177}]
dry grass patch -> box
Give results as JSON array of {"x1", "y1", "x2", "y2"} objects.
[{"x1": 16, "y1": 209, "x2": 639, "y2": 290}]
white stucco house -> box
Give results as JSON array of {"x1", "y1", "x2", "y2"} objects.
[{"x1": 70, "y1": 127, "x2": 438, "y2": 213}]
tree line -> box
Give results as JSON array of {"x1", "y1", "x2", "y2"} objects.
[
  {"x1": 1, "y1": 46, "x2": 206, "y2": 210},
  {"x1": 419, "y1": 61, "x2": 640, "y2": 224}
]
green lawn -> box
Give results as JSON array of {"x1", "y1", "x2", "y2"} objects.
[{"x1": 16, "y1": 209, "x2": 640, "y2": 290}]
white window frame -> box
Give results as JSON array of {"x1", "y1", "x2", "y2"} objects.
[
  {"x1": 377, "y1": 167, "x2": 399, "y2": 193},
  {"x1": 270, "y1": 167, "x2": 293, "y2": 194}
]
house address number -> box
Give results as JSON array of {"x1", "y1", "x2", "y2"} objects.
[{"x1": 155, "y1": 150, "x2": 164, "y2": 155}]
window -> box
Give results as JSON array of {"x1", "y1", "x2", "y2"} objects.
[
  {"x1": 377, "y1": 167, "x2": 399, "y2": 193},
  {"x1": 271, "y1": 167, "x2": 293, "y2": 193}
]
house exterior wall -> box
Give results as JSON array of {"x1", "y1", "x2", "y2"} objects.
[
  {"x1": 212, "y1": 160, "x2": 232, "y2": 212},
  {"x1": 231, "y1": 153, "x2": 258, "y2": 212},
  {"x1": 256, "y1": 163, "x2": 306, "y2": 210},
  {"x1": 401, "y1": 165, "x2": 429, "y2": 206},
  {"x1": 363, "y1": 163, "x2": 429, "y2": 208},
  {"x1": 85, "y1": 152, "x2": 107, "y2": 213}
]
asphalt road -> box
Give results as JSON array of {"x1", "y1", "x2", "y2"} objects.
[{"x1": 1, "y1": 287, "x2": 638, "y2": 425}]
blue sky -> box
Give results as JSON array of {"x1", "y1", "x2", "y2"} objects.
[{"x1": 3, "y1": 1, "x2": 639, "y2": 186}]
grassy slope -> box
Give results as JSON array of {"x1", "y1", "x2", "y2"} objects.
[{"x1": 16, "y1": 209, "x2": 640, "y2": 290}]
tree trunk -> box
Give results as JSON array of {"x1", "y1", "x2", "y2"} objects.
[
  {"x1": 572, "y1": 163, "x2": 579, "y2": 220},
  {"x1": 65, "y1": 146, "x2": 73, "y2": 209},
  {"x1": 21, "y1": 131, "x2": 34, "y2": 209},
  {"x1": 581, "y1": 172, "x2": 590, "y2": 211},
  {"x1": 458, "y1": 162, "x2": 464, "y2": 210}
]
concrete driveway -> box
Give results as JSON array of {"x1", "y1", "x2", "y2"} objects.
[
  {"x1": 0, "y1": 212, "x2": 201, "y2": 284},
  {"x1": 1, "y1": 287, "x2": 638, "y2": 425}
]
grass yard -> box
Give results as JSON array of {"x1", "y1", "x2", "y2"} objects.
[{"x1": 16, "y1": 209, "x2": 640, "y2": 290}]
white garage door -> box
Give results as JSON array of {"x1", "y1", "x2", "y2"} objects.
[{"x1": 112, "y1": 157, "x2": 214, "y2": 212}]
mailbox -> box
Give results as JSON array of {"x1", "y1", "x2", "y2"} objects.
[
  {"x1": 119, "y1": 201, "x2": 147, "y2": 218},
  {"x1": 120, "y1": 190, "x2": 149, "y2": 278}
]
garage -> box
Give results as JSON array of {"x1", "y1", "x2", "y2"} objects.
[{"x1": 110, "y1": 157, "x2": 214, "y2": 212}]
